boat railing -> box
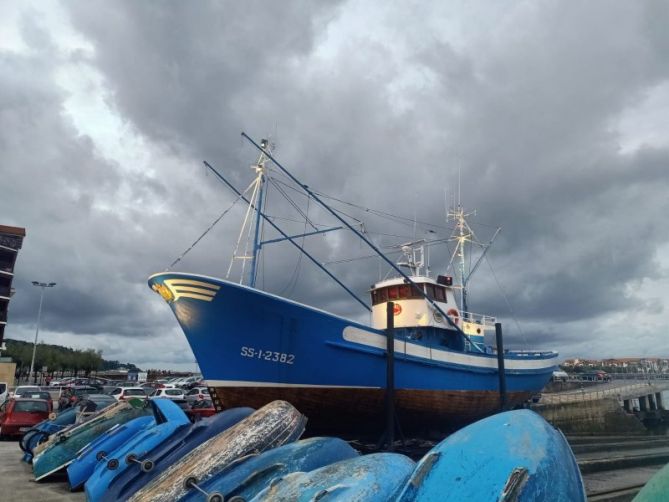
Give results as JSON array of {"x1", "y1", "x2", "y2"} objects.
[{"x1": 459, "y1": 311, "x2": 496, "y2": 327}]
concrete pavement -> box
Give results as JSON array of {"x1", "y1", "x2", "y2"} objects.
[{"x1": 0, "y1": 439, "x2": 83, "y2": 502}]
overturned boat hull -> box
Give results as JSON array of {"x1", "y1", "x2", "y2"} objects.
[
  {"x1": 128, "y1": 400, "x2": 306, "y2": 502},
  {"x1": 396, "y1": 409, "x2": 586, "y2": 501},
  {"x1": 97, "y1": 407, "x2": 254, "y2": 502},
  {"x1": 180, "y1": 436, "x2": 359, "y2": 502}
]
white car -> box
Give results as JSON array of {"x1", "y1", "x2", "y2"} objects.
[
  {"x1": 185, "y1": 387, "x2": 210, "y2": 404},
  {"x1": 109, "y1": 387, "x2": 147, "y2": 401},
  {"x1": 150, "y1": 388, "x2": 186, "y2": 400},
  {"x1": 11, "y1": 386, "x2": 42, "y2": 399}
]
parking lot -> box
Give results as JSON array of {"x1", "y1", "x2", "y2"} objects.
[{"x1": 0, "y1": 439, "x2": 83, "y2": 502}]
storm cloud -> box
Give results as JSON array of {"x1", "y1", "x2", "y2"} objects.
[{"x1": 2, "y1": 0, "x2": 669, "y2": 368}]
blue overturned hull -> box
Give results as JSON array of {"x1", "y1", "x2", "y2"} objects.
[
  {"x1": 85, "y1": 399, "x2": 190, "y2": 502},
  {"x1": 396, "y1": 409, "x2": 586, "y2": 501},
  {"x1": 252, "y1": 452, "x2": 415, "y2": 501},
  {"x1": 148, "y1": 273, "x2": 557, "y2": 431},
  {"x1": 66, "y1": 415, "x2": 155, "y2": 490},
  {"x1": 98, "y1": 407, "x2": 254, "y2": 502},
  {"x1": 180, "y1": 437, "x2": 359, "y2": 502},
  {"x1": 129, "y1": 400, "x2": 306, "y2": 502}
]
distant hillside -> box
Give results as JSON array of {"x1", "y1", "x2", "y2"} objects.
[{"x1": 2, "y1": 338, "x2": 139, "y2": 377}]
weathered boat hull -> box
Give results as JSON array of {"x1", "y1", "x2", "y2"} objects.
[
  {"x1": 85, "y1": 399, "x2": 191, "y2": 502},
  {"x1": 180, "y1": 436, "x2": 359, "y2": 502},
  {"x1": 128, "y1": 400, "x2": 306, "y2": 502},
  {"x1": 252, "y1": 452, "x2": 415, "y2": 501},
  {"x1": 66, "y1": 415, "x2": 155, "y2": 490},
  {"x1": 32, "y1": 399, "x2": 150, "y2": 481},
  {"x1": 95, "y1": 407, "x2": 253, "y2": 502},
  {"x1": 210, "y1": 386, "x2": 531, "y2": 434},
  {"x1": 396, "y1": 409, "x2": 586, "y2": 501}
]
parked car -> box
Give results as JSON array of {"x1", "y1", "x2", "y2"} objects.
[
  {"x1": 149, "y1": 388, "x2": 186, "y2": 400},
  {"x1": 0, "y1": 382, "x2": 7, "y2": 404},
  {"x1": 0, "y1": 399, "x2": 52, "y2": 438},
  {"x1": 11, "y1": 386, "x2": 42, "y2": 399},
  {"x1": 58, "y1": 386, "x2": 101, "y2": 410},
  {"x1": 179, "y1": 376, "x2": 202, "y2": 389},
  {"x1": 186, "y1": 399, "x2": 216, "y2": 421},
  {"x1": 108, "y1": 387, "x2": 147, "y2": 401},
  {"x1": 185, "y1": 387, "x2": 210, "y2": 404}
]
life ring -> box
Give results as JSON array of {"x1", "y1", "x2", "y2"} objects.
[{"x1": 446, "y1": 308, "x2": 460, "y2": 323}]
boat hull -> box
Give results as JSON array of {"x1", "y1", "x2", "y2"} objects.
[
  {"x1": 97, "y1": 407, "x2": 254, "y2": 502},
  {"x1": 148, "y1": 272, "x2": 557, "y2": 432},
  {"x1": 396, "y1": 409, "x2": 585, "y2": 501},
  {"x1": 209, "y1": 386, "x2": 531, "y2": 434},
  {"x1": 128, "y1": 400, "x2": 306, "y2": 502}
]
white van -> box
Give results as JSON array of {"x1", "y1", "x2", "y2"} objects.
[{"x1": 552, "y1": 370, "x2": 569, "y2": 382}]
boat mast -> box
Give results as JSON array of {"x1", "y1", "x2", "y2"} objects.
[
  {"x1": 249, "y1": 139, "x2": 272, "y2": 288},
  {"x1": 448, "y1": 203, "x2": 474, "y2": 314}
]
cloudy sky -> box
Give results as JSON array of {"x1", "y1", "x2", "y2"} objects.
[{"x1": 2, "y1": 0, "x2": 669, "y2": 370}]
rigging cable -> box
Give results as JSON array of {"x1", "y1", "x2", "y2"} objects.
[
  {"x1": 166, "y1": 191, "x2": 248, "y2": 271},
  {"x1": 484, "y1": 255, "x2": 529, "y2": 348}
]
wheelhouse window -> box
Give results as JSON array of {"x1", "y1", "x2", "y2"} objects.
[{"x1": 371, "y1": 282, "x2": 447, "y2": 305}]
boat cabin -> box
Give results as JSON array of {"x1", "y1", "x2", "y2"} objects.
[{"x1": 370, "y1": 275, "x2": 494, "y2": 352}]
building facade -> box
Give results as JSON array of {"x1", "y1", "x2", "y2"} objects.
[{"x1": 0, "y1": 224, "x2": 26, "y2": 351}]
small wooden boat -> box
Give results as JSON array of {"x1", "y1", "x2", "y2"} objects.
[
  {"x1": 633, "y1": 462, "x2": 669, "y2": 501},
  {"x1": 84, "y1": 398, "x2": 191, "y2": 502},
  {"x1": 66, "y1": 415, "x2": 156, "y2": 490},
  {"x1": 32, "y1": 398, "x2": 150, "y2": 481},
  {"x1": 128, "y1": 400, "x2": 306, "y2": 502},
  {"x1": 252, "y1": 452, "x2": 415, "y2": 501},
  {"x1": 180, "y1": 437, "x2": 359, "y2": 502},
  {"x1": 97, "y1": 407, "x2": 253, "y2": 502},
  {"x1": 396, "y1": 409, "x2": 586, "y2": 501}
]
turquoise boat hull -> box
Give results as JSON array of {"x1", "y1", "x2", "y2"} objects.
[
  {"x1": 251, "y1": 452, "x2": 415, "y2": 501},
  {"x1": 633, "y1": 462, "x2": 669, "y2": 501},
  {"x1": 85, "y1": 398, "x2": 190, "y2": 501},
  {"x1": 32, "y1": 399, "x2": 150, "y2": 481},
  {"x1": 396, "y1": 409, "x2": 586, "y2": 501},
  {"x1": 180, "y1": 437, "x2": 359, "y2": 502},
  {"x1": 66, "y1": 415, "x2": 155, "y2": 490}
]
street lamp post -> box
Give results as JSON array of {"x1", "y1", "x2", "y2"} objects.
[{"x1": 29, "y1": 281, "x2": 56, "y2": 384}]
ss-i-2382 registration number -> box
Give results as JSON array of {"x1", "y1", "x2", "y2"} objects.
[{"x1": 240, "y1": 346, "x2": 295, "y2": 365}]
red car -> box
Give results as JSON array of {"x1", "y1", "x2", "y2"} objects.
[
  {"x1": 0, "y1": 399, "x2": 52, "y2": 438},
  {"x1": 186, "y1": 399, "x2": 216, "y2": 421}
]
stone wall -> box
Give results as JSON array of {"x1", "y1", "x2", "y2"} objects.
[{"x1": 532, "y1": 397, "x2": 646, "y2": 434}]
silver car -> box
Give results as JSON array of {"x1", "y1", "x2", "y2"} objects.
[{"x1": 185, "y1": 387, "x2": 210, "y2": 404}]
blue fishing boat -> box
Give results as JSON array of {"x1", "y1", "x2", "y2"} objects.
[
  {"x1": 251, "y1": 452, "x2": 415, "y2": 501},
  {"x1": 97, "y1": 407, "x2": 253, "y2": 502},
  {"x1": 32, "y1": 399, "x2": 150, "y2": 481},
  {"x1": 396, "y1": 409, "x2": 585, "y2": 501},
  {"x1": 67, "y1": 415, "x2": 155, "y2": 490},
  {"x1": 148, "y1": 135, "x2": 558, "y2": 432},
  {"x1": 180, "y1": 437, "x2": 359, "y2": 502},
  {"x1": 85, "y1": 398, "x2": 190, "y2": 502},
  {"x1": 128, "y1": 400, "x2": 306, "y2": 502}
]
